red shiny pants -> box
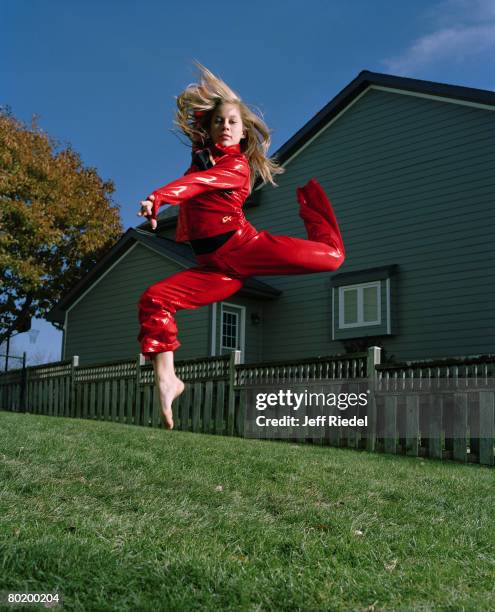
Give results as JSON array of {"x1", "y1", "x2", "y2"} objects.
[{"x1": 137, "y1": 179, "x2": 345, "y2": 358}]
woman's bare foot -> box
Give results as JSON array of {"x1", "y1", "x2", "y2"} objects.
[
  {"x1": 157, "y1": 376, "x2": 185, "y2": 429},
  {"x1": 152, "y1": 351, "x2": 185, "y2": 430}
]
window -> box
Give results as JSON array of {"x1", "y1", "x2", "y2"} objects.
[
  {"x1": 222, "y1": 310, "x2": 239, "y2": 350},
  {"x1": 331, "y1": 265, "x2": 398, "y2": 340},
  {"x1": 339, "y1": 281, "x2": 381, "y2": 328}
]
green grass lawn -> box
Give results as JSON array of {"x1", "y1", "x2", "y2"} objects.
[{"x1": 1, "y1": 410, "x2": 494, "y2": 611}]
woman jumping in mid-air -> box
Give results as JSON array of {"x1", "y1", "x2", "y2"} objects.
[{"x1": 137, "y1": 62, "x2": 345, "y2": 429}]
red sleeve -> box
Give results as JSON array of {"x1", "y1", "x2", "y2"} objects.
[{"x1": 150, "y1": 155, "x2": 249, "y2": 219}]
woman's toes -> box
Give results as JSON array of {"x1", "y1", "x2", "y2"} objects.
[{"x1": 161, "y1": 407, "x2": 174, "y2": 429}]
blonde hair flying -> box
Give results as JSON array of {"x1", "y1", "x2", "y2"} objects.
[{"x1": 174, "y1": 61, "x2": 284, "y2": 190}]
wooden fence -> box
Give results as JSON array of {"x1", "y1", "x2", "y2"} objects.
[
  {"x1": 0, "y1": 351, "x2": 368, "y2": 437},
  {"x1": 373, "y1": 356, "x2": 495, "y2": 466},
  {"x1": 1, "y1": 348, "x2": 493, "y2": 467},
  {"x1": 0, "y1": 353, "x2": 237, "y2": 434}
]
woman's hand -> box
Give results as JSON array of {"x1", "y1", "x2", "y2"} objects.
[{"x1": 137, "y1": 195, "x2": 157, "y2": 230}]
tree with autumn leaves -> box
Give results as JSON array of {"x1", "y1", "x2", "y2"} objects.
[{"x1": 0, "y1": 108, "x2": 123, "y2": 345}]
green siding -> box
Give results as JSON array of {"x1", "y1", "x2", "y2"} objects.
[
  {"x1": 64, "y1": 243, "x2": 210, "y2": 364},
  {"x1": 245, "y1": 88, "x2": 495, "y2": 361}
]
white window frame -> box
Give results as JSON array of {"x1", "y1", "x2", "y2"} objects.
[
  {"x1": 210, "y1": 302, "x2": 217, "y2": 357},
  {"x1": 338, "y1": 281, "x2": 381, "y2": 329}
]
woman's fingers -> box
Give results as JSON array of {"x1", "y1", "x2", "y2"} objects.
[
  {"x1": 138, "y1": 200, "x2": 153, "y2": 216},
  {"x1": 136, "y1": 200, "x2": 157, "y2": 230},
  {"x1": 137, "y1": 200, "x2": 157, "y2": 229}
]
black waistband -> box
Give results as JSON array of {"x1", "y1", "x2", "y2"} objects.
[{"x1": 189, "y1": 231, "x2": 236, "y2": 255}]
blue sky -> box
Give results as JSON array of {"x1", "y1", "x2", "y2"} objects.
[{"x1": 2, "y1": 0, "x2": 494, "y2": 366}]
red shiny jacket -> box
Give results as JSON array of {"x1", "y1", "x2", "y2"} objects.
[{"x1": 150, "y1": 142, "x2": 251, "y2": 242}]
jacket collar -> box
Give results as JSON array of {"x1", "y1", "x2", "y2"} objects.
[{"x1": 208, "y1": 142, "x2": 241, "y2": 158}]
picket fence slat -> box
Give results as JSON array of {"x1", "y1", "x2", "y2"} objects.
[
  {"x1": 215, "y1": 382, "x2": 225, "y2": 435},
  {"x1": 126, "y1": 379, "x2": 133, "y2": 425},
  {"x1": 143, "y1": 385, "x2": 151, "y2": 428},
  {"x1": 384, "y1": 396, "x2": 397, "y2": 455},
  {"x1": 182, "y1": 384, "x2": 192, "y2": 431},
  {"x1": 405, "y1": 395, "x2": 419, "y2": 457},
  {"x1": 111, "y1": 380, "x2": 118, "y2": 422},
  {"x1": 203, "y1": 381, "x2": 213, "y2": 435},
  {"x1": 118, "y1": 379, "x2": 126, "y2": 423},
  {"x1": 192, "y1": 383, "x2": 202, "y2": 432},
  {"x1": 104, "y1": 381, "x2": 111, "y2": 421},
  {"x1": 237, "y1": 389, "x2": 247, "y2": 438},
  {"x1": 453, "y1": 393, "x2": 468, "y2": 463},
  {"x1": 153, "y1": 386, "x2": 163, "y2": 429},
  {"x1": 479, "y1": 391, "x2": 495, "y2": 466},
  {"x1": 428, "y1": 394, "x2": 443, "y2": 460}
]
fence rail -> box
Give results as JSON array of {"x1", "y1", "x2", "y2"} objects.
[{"x1": 1, "y1": 349, "x2": 494, "y2": 467}]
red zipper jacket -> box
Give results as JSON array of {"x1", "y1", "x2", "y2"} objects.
[{"x1": 150, "y1": 142, "x2": 251, "y2": 242}]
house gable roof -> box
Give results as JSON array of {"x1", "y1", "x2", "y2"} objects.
[
  {"x1": 46, "y1": 228, "x2": 281, "y2": 325},
  {"x1": 272, "y1": 70, "x2": 495, "y2": 170}
]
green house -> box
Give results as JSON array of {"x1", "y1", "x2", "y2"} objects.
[{"x1": 47, "y1": 70, "x2": 495, "y2": 365}]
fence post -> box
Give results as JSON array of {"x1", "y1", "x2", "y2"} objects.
[
  {"x1": 366, "y1": 346, "x2": 381, "y2": 453},
  {"x1": 479, "y1": 391, "x2": 495, "y2": 466},
  {"x1": 20, "y1": 352, "x2": 27, "y2": 413},
  {"x1": 227, "y1": 350, "x2": 241, "y2": 436},
  {"x1": 69, "y1": 356, "x2": 79, "y2": 417},
  {"x1": 134, "y1": 353, "x2": 146, "y2": 426}
]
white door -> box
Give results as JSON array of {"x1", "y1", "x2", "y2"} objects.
[{"x1": 218, "y1": 303, "x2": 245, "y2": 362}]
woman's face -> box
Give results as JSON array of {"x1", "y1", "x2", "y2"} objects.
[{"x1": 209, "y1": 103, "x2": 246, "y2": 147}]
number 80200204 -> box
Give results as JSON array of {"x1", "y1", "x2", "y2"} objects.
[{"x1": 2, "y1": 592, "x2": 63, "y2": 607}]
